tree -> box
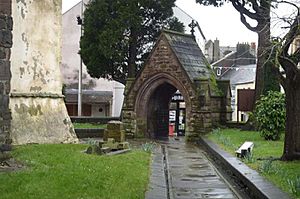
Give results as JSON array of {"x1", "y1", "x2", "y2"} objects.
[
  {"x1": 195, "y1": 0, "x2": 280, "y2": 101},
  {"x1": 273, "y1": 4, "x2": 300, "y2": 160},
  {"x1": 166, "y1": 17, "x2": 185, "y2": 33},
  {"x1": 80, "y1": 0, "x2": 184, "y2": 84}
]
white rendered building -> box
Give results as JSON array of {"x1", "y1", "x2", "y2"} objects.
[{"x1": 61, "y1": 1, "x2": 124, "y2": 117}]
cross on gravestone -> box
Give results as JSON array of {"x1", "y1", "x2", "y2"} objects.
[{"x1": 188, "y1": 20, "x2": 197, "y2": 36}]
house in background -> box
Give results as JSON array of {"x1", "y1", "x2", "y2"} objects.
[
  {"x1": 291, "y1": 35, "x2": 300, "y2": 54},
  {"x1": 205, "y1": 39, "x2": 256, "y2": 64},
  {"x1": 61, "y1": 0, "x2": 125, "y2": 117},
  {"x1": 205, "y1": 39, "x2": 220, "y2": 63},
  {"x1": 219, "y1": 64, "x2": 256, "y2": 122},
  {"x1": 65, "y1": 89, "x2": 113, "y2": 117},
  {"x1": 291, "y1": 36, "x2": 300, "y2": 68},
  {"x1": 212, "y1": 43, "x2": 257, "y2": 122},
  {"x1": 218, "y1": 35, "x2": 299, "y2": 122}
]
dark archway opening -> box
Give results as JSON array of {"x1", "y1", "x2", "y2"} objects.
[{"x1": 147, "y1": 82, "x2": 185, "y2": 138}]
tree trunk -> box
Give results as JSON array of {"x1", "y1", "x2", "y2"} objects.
[
  {"x1": 254, "y1": 18, "x2": 271, "y2": 101},
  {"x1": 263, "y1": 57, "x2": 280, "y2": 94},
  {"x1": 128, "y1": 27, "x2": 138, "y2": 78},
  {"x1": 281, "y1": 74, "x2": 300, "y2": 161}
]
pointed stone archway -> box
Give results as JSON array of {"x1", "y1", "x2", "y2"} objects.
[
  {"x1": 122, "y1": 30, "x2": 232, "y2": 141},
  {"x1": 135, "y1": 73, "x2": 191, "y2": 138}
]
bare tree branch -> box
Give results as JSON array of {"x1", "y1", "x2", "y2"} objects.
[
  {"x1": 275, "y1": 67, "x2": 287, "y2": 89},
  {"x1": 248, "y1": 0, "x2": 260, "y2": 13},
  {"x1": 231, "y1": 0, "x2": 259, "y2": 20},
  {"x1": 276, "y1": 0, "x2": 300, "y2": 10},
  {"x1": 281, "y1": 5, "x2": 300, "y2": 55},
  {"x1": 293, "y1": 47, "x2": 300, "y2": 62},
  {"x1": 279, "y1": 54, "x2": 300, "y2": 74},
  {"x1": 239, "y1": 13, "x2": 260, "y2": 32}
]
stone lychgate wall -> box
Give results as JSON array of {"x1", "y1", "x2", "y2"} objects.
[{"x1": 0, "y1": 0, "x2": 12, "y2": 145}]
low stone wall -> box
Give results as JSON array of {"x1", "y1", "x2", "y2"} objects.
[
  {"x1": 74, "y1": 128, "x2": 104, "y2": 139},
  {"x1": 0, "y1": 0, "x2": 12, "y2": 145},
  {"x1": 225, "y1": 122, "x2": 246, "y2": 129},
  {"x1": 71, "y1": 117, "x2": 120, "y2": 124}
]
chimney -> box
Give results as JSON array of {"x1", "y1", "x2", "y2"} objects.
[
  {"x1": 213, "y1": 38, "x2": 220, "y2": 62},
  {"x1": 250, "y1": 42, "x2": 256, "y2": 56},
  {"x1": 236, "y1": 43, "x2": 252, "y2": 65}
]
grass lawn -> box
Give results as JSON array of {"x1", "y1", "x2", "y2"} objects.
[
  {"x1": 207, "y1": 128, "x2": 300, "y2": 199},
  {"x1": 0, "y1": 144, "x2": 150, "y2": 199},
  {"x1": 73, "y1": 123, "x2": 107, "y2": 129}
]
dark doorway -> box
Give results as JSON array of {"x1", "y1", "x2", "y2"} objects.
[{"x1": 147, "y1": 82, "x2": 177, "y2": 138}]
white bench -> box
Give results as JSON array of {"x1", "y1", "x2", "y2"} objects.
[{"x1": 235, "y1": 141, "x2": 254, "y2": 158}]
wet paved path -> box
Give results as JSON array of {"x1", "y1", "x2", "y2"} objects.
[{"x1": 146, "y1": 138, "x2": 238, "y2": 199}]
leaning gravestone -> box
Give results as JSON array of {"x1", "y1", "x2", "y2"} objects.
[
  {"x1": 104, "y1": 121, "x2": 125, "y2": 142},
  {"x1": 86, "y1": 121, "x2": 129, "y2": 155}
]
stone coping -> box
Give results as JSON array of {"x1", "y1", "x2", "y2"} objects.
[
  {"x1": 199, "y1": 137, "x2": 291, "y2": 199},
  {"x1": 70, "y1": 117, "x2": 120, "y2": 124}
]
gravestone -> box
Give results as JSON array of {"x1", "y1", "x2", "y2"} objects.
[{"x1": 104, "y1": 121, "x2": 125, "y2": 142}]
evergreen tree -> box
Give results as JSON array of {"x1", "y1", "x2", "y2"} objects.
[{"x1": 80, "y1": 0, "x2": 184, "y2": 84}]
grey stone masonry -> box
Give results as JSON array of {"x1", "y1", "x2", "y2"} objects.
[{"x1": 0, "y1": 0, "x2": 12, "y2": 145}]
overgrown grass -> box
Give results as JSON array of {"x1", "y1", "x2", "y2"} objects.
[
  {"x1": 73, "y1": 123, "x2": 107, "y2": 129},
  {"x1": 0, "y1": 144, "x2": 150, "y2": 199},
  {"x1": 207, "y1": 129, "x2": 300, "y2": 198}
]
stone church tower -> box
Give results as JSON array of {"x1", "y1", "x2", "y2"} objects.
[{"x1": 1, "y1": 0, "x2": 78, "y2": 145}]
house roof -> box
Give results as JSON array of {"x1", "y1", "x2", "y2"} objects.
[
  {"x1": 205, "y1": 40, "x2": 214, "y2": 49},
  {"x1": 211, "y1": 51, "x2": 236, "y2": 67},
  {"x1": 65, "y1": 89, "x2": 113, "y2": 103},
  {"x1": 163, "y1": 30, "x2": 213, "y2": 80},
  {"x1": 220, "y1": 64, "x2": 256, "y2": 85}
]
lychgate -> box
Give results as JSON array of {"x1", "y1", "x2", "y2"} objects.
[{"x1": 122, "y1": 30, "x2": 232, "y2": 141}]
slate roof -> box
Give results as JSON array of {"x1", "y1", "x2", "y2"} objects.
[
  {"x1": 220, "y1": 64, "x2": 256, "y2": 85},
  {"x1": 163, "y1": 30, "x2": 213, "y2": 80},
  {"x1": 65, "y1": 89, "x2": 113, "y2": 103}
]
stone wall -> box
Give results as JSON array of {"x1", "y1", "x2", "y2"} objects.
[{"x1": 0, "y1": 0, "x2": 12, "y2": 145}]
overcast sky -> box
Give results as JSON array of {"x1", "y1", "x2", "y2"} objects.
[{"x1": 62, "y1": 0, "x2": 295, "y2": 47}]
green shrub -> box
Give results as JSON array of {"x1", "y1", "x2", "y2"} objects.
[{"x1": 254, "y1": 91, "x2": 285, "y2": 140}]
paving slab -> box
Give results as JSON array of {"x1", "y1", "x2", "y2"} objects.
[{"x1": 166, "y1": 138, "x2": 237, "y2": 199}]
